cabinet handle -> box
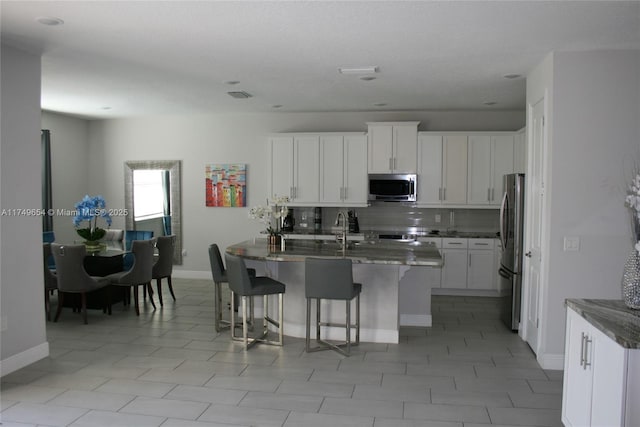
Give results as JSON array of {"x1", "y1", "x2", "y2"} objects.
[
  {"x1": 394, "y1": 157, "x2": 397, "y2": 170},
  {"x1": 439, "y1": 188, "x2": 442, "y2": 201},
  {"x1": 475, "y1": 243, "x2": 489, "y2": 246},
  {"x1": 290, "y1": 187, "x2": 294, "y2": 199},
  {"x1": 389, "y1": 158, "x2": 393, "y2": 171},
  {"x1": 448, "y1": 242, "x2": 462, "y2": 245},
  {"x1": 583, "y1": 334, "x2": 592, "y2": 370},
  {"x1": 488, "y1": 188, "x2": 491, "y2": 201},
  {"x1": 443, "y1": 188, "x2": 447, "y2": 201},
  {"x1": 491, "y1": 188, "x2": 495, "y2": 201},
  {"x1": 580, "y1": 332, "x2": 585, "y2": 367}
]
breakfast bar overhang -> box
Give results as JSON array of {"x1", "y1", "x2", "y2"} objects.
[{"x1": 226, "y1": 239, "x2": 443, "y2": 344}]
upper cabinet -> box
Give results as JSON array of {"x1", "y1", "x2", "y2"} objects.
[
  {"x1": 418, "y1": 133, "x2": 467, "y2": 206},
  {"x1": 269, "y1": 135, "x2": 320, "y2": 205},
  {"x1": 513, "y1": 127, "x2": 527, "y2": 174},
  {"x1": 467, "y1": 134, "x2": 514, "y2": 206},
  {"x1": 269, "y1": 133, "x2": 367, "y2": 207},
  {"x1": 367, "y1": 122, "x2": 419, "y2": 173},
  {"x1": 319, "y1": 134, "x2": 368, "y2": 206}
]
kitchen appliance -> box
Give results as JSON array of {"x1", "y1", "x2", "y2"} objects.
[
  {"x1": 498, "y1": 173, "x2": 525, "y2": 331},
  {"x1": 347, "y1": 210, "x2": 359, "y2": 233},
  {"x1": 368, "y1": 173, "x2": 417, "y2": 202},
  {"x1": 282, "y1": 208, "x2": 294, "y2": 232}
]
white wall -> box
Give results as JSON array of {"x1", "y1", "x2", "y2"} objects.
[
  {"x1": 528, "y1": 50, "x2": 640, "y2": 368},
  {"x1": 0, "y1": 43, "x2": 49, "y2": 375},
  {"x1": 85, "y1": 111, "x2": 524, "y2": 277},
  {"x1": 41, "y1": 112, "x2": 91, "y2": 244}
]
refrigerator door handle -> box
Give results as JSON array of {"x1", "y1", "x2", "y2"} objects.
[
  {"x1": 499, "y1": 191, "x2": 508, "y2": 249},
  {"x1": 498, "y1": 267, "x2": 511, "y2": 279}
]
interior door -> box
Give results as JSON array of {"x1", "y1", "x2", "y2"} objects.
[{"x1": 523, "y1": 98, "x2": 546, "y2": 352}]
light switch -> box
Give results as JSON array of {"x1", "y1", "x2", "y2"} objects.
[{"x1": 563, "y1": 236, "x2": 580, "y2": 252}]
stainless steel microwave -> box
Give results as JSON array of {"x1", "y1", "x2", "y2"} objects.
[{"x1": 368, "y1": 173, "x2": 417, "y2": 202}]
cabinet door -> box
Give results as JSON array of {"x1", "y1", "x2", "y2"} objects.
[
  {"x1": 269, "y1": 136, "x2": 294, "y2": 199},
  {"x1": 320, "y1": 135, "x2": 344, "y2": 204},
  {"x1": 442, "y1": 135, "x2": 468, "y2": 205},
  {"x1": 491, "y1": 135, "x2": 514, "y2": 205},
  {"x1": 562, "y1": 308, "x2": 594, "y2": 427},
  {"x1": 467, "y1": 249, "x2": 495, "y2": 290},
  {"x1": 514, "y1": 130, "x2": 527, "y2": 174},
  {"x1": 441, "y1": 249, "x2": 468, "y2": 289},
  {"x1": 343, "y1": 135, "x2": 368, "y2": 204},
  {"x1": 368, "y1": 125, "x2": 394, "y2": 173},
  {"x1": 418, "y1": 134, "x2": 443, "y2": 205},
  {"x1": 467, "y1": 135, "x2": 492, "y2": 205},
  {"x1": 393, "y1": 124, "x2": 418, "y2": 173},
  {"x1": 590, "y1": 323, "x2": 626, "y2": 427},
  {"x1": 293, "y1": 136, "x2": 320, "y2": 203}
]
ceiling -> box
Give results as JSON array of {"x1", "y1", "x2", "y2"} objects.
[{"x1": 2, "y1": 1, "x2": 639, "y2": 120}]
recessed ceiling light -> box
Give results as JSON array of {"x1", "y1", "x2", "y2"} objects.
[
  {"x1": 271, "y1": 104, "x2": 282, "y2": 109},
  {"x1": 373, "y1": 102, "x2": 387, "y2": 107},
  {"x1": 224, "y1": 80, "x2": 240, "y2": 85},
  {"x1": 483, "y1": 101, "x2": 497, "y2": 106},
  {"x1": 339, "y1": 66, "x2": 378, "y2": 75},
  {"x1": 36, "y1": 16, "x2": 64, "y2": 26},
  {"x1": 359, "y1": 76, "x2": 376, "y2": 81},
  {"x1": 101, "y1": 106, "x2": 112, "y2": 110},
  {"x1": 503, "y1": 74, "x2": 522, "y2": 79},
  {"x1": 227, "y1": 91, "x2": 252, "y2": 99}
]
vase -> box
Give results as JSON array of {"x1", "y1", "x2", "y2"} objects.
[
  {"x1": 622, "y1": 248, "x2": 640, "y2": 309},
  {"x1": 83, "y1": 240, "x2": 104, "y2": 252},
  {"x1": 268, "y1": 235, "x2": 281, "y2": 249}
]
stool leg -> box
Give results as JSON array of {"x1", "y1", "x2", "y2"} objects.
[
  {"x1": 242, "y1": 296, "x2": 249, "y2": 350},
  {"x1": 167, "y1": 276, "x2": 176, "y2": 301},
  {"x1": 263, "y1": 294, "x2": 268, "y2": 335},
  {"x1": 356, "y1": 294, "x2": 360, "y2": 345},
  {"x1": 346, "y1": 299, "x2": 351, "y2": 355},
  {"x1": 278, "y1": 293, "x2": 283, "y2": 345},
  {"x1": 214, "y1": 281, "x2": 221, "y2": 332},
  {"x1": 305, "y1": 298, "x2": 311, "y2": 352},
  {"x1": 230, "y1": 291, "x2": 236, "y2": 335},
  {"x1": 316, "y1": 299, "x2": 321, "y2": 341}
]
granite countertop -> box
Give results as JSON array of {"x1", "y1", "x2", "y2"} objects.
[
  {"x1": 566, "y1": 299, "x2": 640, "y2": 349},
  {"x1": 227, "y1": 238, "x2": 443, "y2": 267},
  {"x1": 283, "y1": 229, "x2": 499, "y2": 240}
]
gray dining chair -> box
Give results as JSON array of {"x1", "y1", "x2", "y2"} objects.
[
  {"x1": 43, "y1": 243, "x2": 58, "y2": 321},
  {"x1": 152, "y1": 235, "x2": 176, "y2": 306},
  {"x1": 208, "y1": 243, "x2": 256, "y2": 332},
  {"x1": 225, "y1": 253, "x2": 285, "y2": 350},
  {"x1": 50, "y1": 243, "x2": 110, "y2": 324},
  {"x1": 305, "y1": 257, "x2": 361, "y2": 356},
  {"x1": 107, "y1": 239, "x2": 155, "y2": 315}
]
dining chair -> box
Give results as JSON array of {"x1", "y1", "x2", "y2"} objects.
[
  {"x1": 107, "y1": 239, "x2": 155, "y2": 315},
  {"x1": 225, "y1": 253, "x2": 285, "y2": 350},
  {"x1": 152, "y1": 235, "x2": 176, "y2": 306},
  {"x1": 50, "y1": 243, "x2": 110, "y2": 324},
  {"x1": 42, "y1": 243, "x2": 58, "y2": 321},
  {"x1": 42, "y1": 231, "x2": 56, "y2": 269},
  {"x1": 304, "y1": 257, "x2": 361, "y2": 356},
  {"x1": 123, "y1": 230, "x2": 153, "y2": 270},
  {"x1": 103, "y1": 228, "x2": 124, "y2": 250}
]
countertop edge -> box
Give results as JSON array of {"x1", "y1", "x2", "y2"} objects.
[{"x1": 566, "y1": 298, "x2": 640, "y2": 349}]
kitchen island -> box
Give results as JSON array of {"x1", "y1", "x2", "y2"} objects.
[{"x1": 226, "y1": 238, "x2": 442, "y2": 343}]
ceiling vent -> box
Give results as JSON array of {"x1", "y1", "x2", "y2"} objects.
[{"x1": 227, "y1": 91, "x2": 253, "y2": 99}]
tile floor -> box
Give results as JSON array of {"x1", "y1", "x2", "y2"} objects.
[{"x1": 1, "y1": 278, "x2": 563, "y2": 427}]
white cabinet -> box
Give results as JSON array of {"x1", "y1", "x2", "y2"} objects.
[
  {"x1": 514, "y1": 127, "x2": 527, "y2": 174},
  {"x1": 319, "y1": 134, "x2": 368, "y2": 206},
  {"x1": 467, "y1": 134, "x2": 513, "y2": 206},
  {"x1": 441, "y1": 238, "x2": 468, "y2": 289},
  {"x1": 467, "y1": 239, "x2": 496, "y2": 290},
  {"x1": 418, "y1": 133, "x2": 467, "y2": 206},
  {"x1": 367, "y1": 122, "x2": 419, "y2": 173},
  {"x1": 562, "y1": 306, "x2": 632, "y2": 427}
]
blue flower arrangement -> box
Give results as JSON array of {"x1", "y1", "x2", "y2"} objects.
[{"x1": 73, "y1": 195, "x2": 112, "y2": 242}]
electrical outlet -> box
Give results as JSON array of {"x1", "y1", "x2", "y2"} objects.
[
  {"x1": 563, "y1": 236, "x2": 580, "y2": 252},
  {"x1": 435, "y1": 214, "x2": 441, "y2": 223},
  {"x1": 181, "y1": 249, "x2": 187, "y2": 257}
]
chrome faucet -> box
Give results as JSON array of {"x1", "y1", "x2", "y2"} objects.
[{"x1": 335, "y1": 210, "x2": 348, "y2": 251}]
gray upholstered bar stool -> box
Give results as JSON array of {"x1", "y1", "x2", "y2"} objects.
[
  {"x1": 208, "y1": 244, "x2": 255, "y2": 332},
  {"x1": 305, "y1": 257, "x2": 361, "y2": 356},
  {"x1": 225, "y1": 253, "x2": 285, "y2": 350}
]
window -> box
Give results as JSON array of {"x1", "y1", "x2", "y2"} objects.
[{"x1": 133, "y1": 170, "x2": 165, "y2": 221}]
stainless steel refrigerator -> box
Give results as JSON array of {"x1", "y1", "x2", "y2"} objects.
[{"x1": 498, "y1": 173, "x2": 525, "y2": 331}]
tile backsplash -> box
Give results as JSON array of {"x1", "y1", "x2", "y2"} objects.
[{"x1": 290, "y1": 204, "x2": 499, "y2": 235}]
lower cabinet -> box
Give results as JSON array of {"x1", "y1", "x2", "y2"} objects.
[{"x1": 562, "y1": 306, "x2": 637, "y2": 427}]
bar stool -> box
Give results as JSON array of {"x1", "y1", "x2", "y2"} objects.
[
  {"x1": 208, "y1": 244, "x2": 255, "y2": 332},
  {"x1": 225, "y1": 253, "x2": 285, "y2": 350},
  {"x1": 305, "y1": 257, "x2": 361, "y2": 356}
]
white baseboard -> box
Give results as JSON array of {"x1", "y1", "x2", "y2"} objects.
[
  {"x1": 538, "y1": 352, "x2": 565, "y2": 370},
  {"x1": 0, "y1": 342, "x2": 49, "y2": 377},
  {"x1": 400, "y1": 314, "x2": 432, "y2": 327}
]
